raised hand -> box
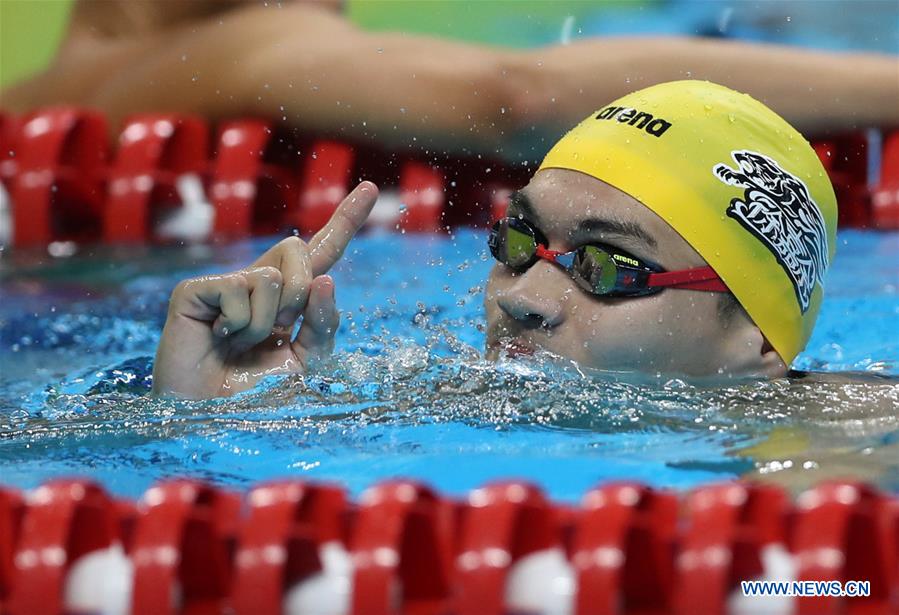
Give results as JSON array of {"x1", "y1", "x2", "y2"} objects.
[{"x1": 152, "y1": 181, "x2": 379, "y2": 398}]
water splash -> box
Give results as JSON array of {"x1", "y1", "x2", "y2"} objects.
[{"x1": 1, "y1": 232, "x2": 897, "y2": 499}]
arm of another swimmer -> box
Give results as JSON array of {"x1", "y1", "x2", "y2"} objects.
[{"x1": 512, "y1": 37, "x2": 899, "y2": 136}]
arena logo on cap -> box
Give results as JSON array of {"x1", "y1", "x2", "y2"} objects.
[
  {"x1": 594, "y1": 106, "x2": 672, "y2": 137},
  {"x1": 713, "y1": 150, "x2": 828, "y2": 313}
]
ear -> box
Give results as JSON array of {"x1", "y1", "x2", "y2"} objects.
[
  {"x1": 726, "y1": 315, "x2": 789, "y2": 378},
  {"x1": 756, "y1": 331, "x2": 789, "y2": 378}
]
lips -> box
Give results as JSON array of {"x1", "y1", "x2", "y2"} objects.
[
  {"x1": 486, "y1": 336, "x2": 537, "y2": 359},
  {"x1": 503, "y1": 338, "x2": 536, "y2": 357},
  {"x1": 486, "y1": 318, "x2": 540, "y2": 359}
]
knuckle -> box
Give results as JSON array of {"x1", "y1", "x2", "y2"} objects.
[
  {"x1": 171, "y1": 278, "x2": 192, "y2": 298},
  {"x1": 230, "y1": 312, "x2": 252, "y2": 330},
  {"x1": 228, "y1": 273, "x2": 250, "y2": 292},
  {"x1": 279, "y1": 236, "x2": 307, "y2": 252},
  {"x1": 170, "y1": 276, "x2": 205, "y2": 306},
  {"x1": 257, "y1": 266, "x2": 283, "y2": 284}
]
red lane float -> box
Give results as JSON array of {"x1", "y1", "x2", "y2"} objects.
[
  {"x1": 103, "y1": 114, "x2": 208, "y2": 243},
  {"x1": 230, "y1": 481, "x2": 347, "y2": 615},
  {"x1": 455, "y1": 481, "x2": 567, "y2": 615},
  {"x1": 7, "y1": 480, "x2": 118, "y2": 615},
  {"x1": 208, "y1": 119, "x2": 274, "y2": 239},
  {"x1": 210, "y1": 120, "x2": 300, "y2": 239},
  {"x1": 291, "y1": 140, "x2": 355, "y2": 235},
  {"x1": 397, "y1": 162, "x2": 445, "y2": 233},
  {"x1": 675, "y1": 483, "x2": 787, "y2": 615},
  {"x1": 791, "y1": 482, "x2": 896, "y2": 615},
  {"x1": 1, "y1": 478, "x2": 898, "y2": 614},
  {"x1": 572, "y1": 483, "x2": 677, "y2": 615},
  {"x1": 0, "y1": 112, "x2": 19, "y2": 187},
  {"x1": 129, "y1": 480, "x2": 240, "y2": 615},
  {"x1": 9, "y1": 108, "x2": 107, "y2": 246},
  {"x1": 0, "y1": 487, "x2": 24, "y2": 612},
  {"x1": 350, "y1": 480, "x2": 454, "y2": 615},
  {"x1": 0, "y1": 106, "x2": 896, "y2": 247},
  {"x1": 872, "y1": 130, "x2": 899, "y2": 229}
]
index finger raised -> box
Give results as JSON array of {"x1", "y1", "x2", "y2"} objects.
[{"x1": 308, "y1": 181, "x2": 379, "y2": 276}]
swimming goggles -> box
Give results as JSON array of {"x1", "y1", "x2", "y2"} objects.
[{"x1": 488, "y1": 217, "x2": 729, "y2": 297}]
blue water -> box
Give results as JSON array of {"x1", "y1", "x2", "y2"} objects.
[{"x1": 1, "y1": 229, "x2": 897, "y2": 501}]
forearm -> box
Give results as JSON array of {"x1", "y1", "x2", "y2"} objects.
[
  {"x1": 511, "y1": 37, "x2": 899, "y2": 137},
  {"x1": 238, "y1": 29, "x2": 518, "y2": 158}
]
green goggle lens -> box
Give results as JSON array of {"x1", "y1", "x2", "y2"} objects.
[
  {"x1": 499, "y1": 223, "x2": 538, "y2": 268},
  {"x1": 573, "y1": 245, "x2": 620, "y2": 294}
]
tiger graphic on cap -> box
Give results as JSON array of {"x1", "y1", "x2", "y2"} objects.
[{"x1": 713, "y1": 150, "x2": 829, "y2": 313}]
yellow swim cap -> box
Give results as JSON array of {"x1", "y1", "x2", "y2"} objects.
[{"x1": 538, "y1": 80, "x2": 837, "y2": 365}]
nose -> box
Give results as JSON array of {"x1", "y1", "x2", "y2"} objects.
[{"x1": 495, "y1": 264, "x2": 567, "y2": 330}]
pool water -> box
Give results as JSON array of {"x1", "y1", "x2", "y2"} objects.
[{"x1": 0, "y1": 229, "x2": 897, "y2": 501}]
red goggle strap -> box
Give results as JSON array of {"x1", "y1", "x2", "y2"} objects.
[
  {"x1": 647, "y1": 267, "x2": 729, "y2": 292},
  {"x1": 535, "y1": 245, "x2": 562, "y2": 260}
]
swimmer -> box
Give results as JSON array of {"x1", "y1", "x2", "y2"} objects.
[
  {"x1": 2, "y1": 1, "x2": 898, "y2": 162},
  {"x1": 154, "y1": 80, "x2": 846, "y2": 398}
]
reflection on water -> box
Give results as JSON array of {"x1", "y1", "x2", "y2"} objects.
[{"x1": 0, "y1": 231, "x2": 897, "y2": 500}]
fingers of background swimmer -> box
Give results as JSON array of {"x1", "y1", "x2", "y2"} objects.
[
  {"x1": 269, "y1": 237, "x2": 313, "y2": 327},
  {"x1": 308, "y1": 181, "x2": 379, "y2": 276},
  {"x1": 295, "y1": 275, "x2": 339, "y2": 356}
]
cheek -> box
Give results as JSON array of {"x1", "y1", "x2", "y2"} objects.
[
  {"x1": 660, "y1": 291, "x2": 724, "y2": 337},
  {"x1": 642, "y1": 291, "x2": 732, "y2": 369},
  {"x1": 575, "y1": 291, "x2": 725, "y2": 368},
  {"x1": 568, "y1": 297, "x2": 660, "y2": 366}
]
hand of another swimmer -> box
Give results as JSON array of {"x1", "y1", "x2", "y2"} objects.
[{"x1": 152, "y1": 181, "x2": 379, "y2": 398}]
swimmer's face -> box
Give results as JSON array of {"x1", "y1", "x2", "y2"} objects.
[{"x1": 484, "y1": 168, "x2": 787, "y2": 378}]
